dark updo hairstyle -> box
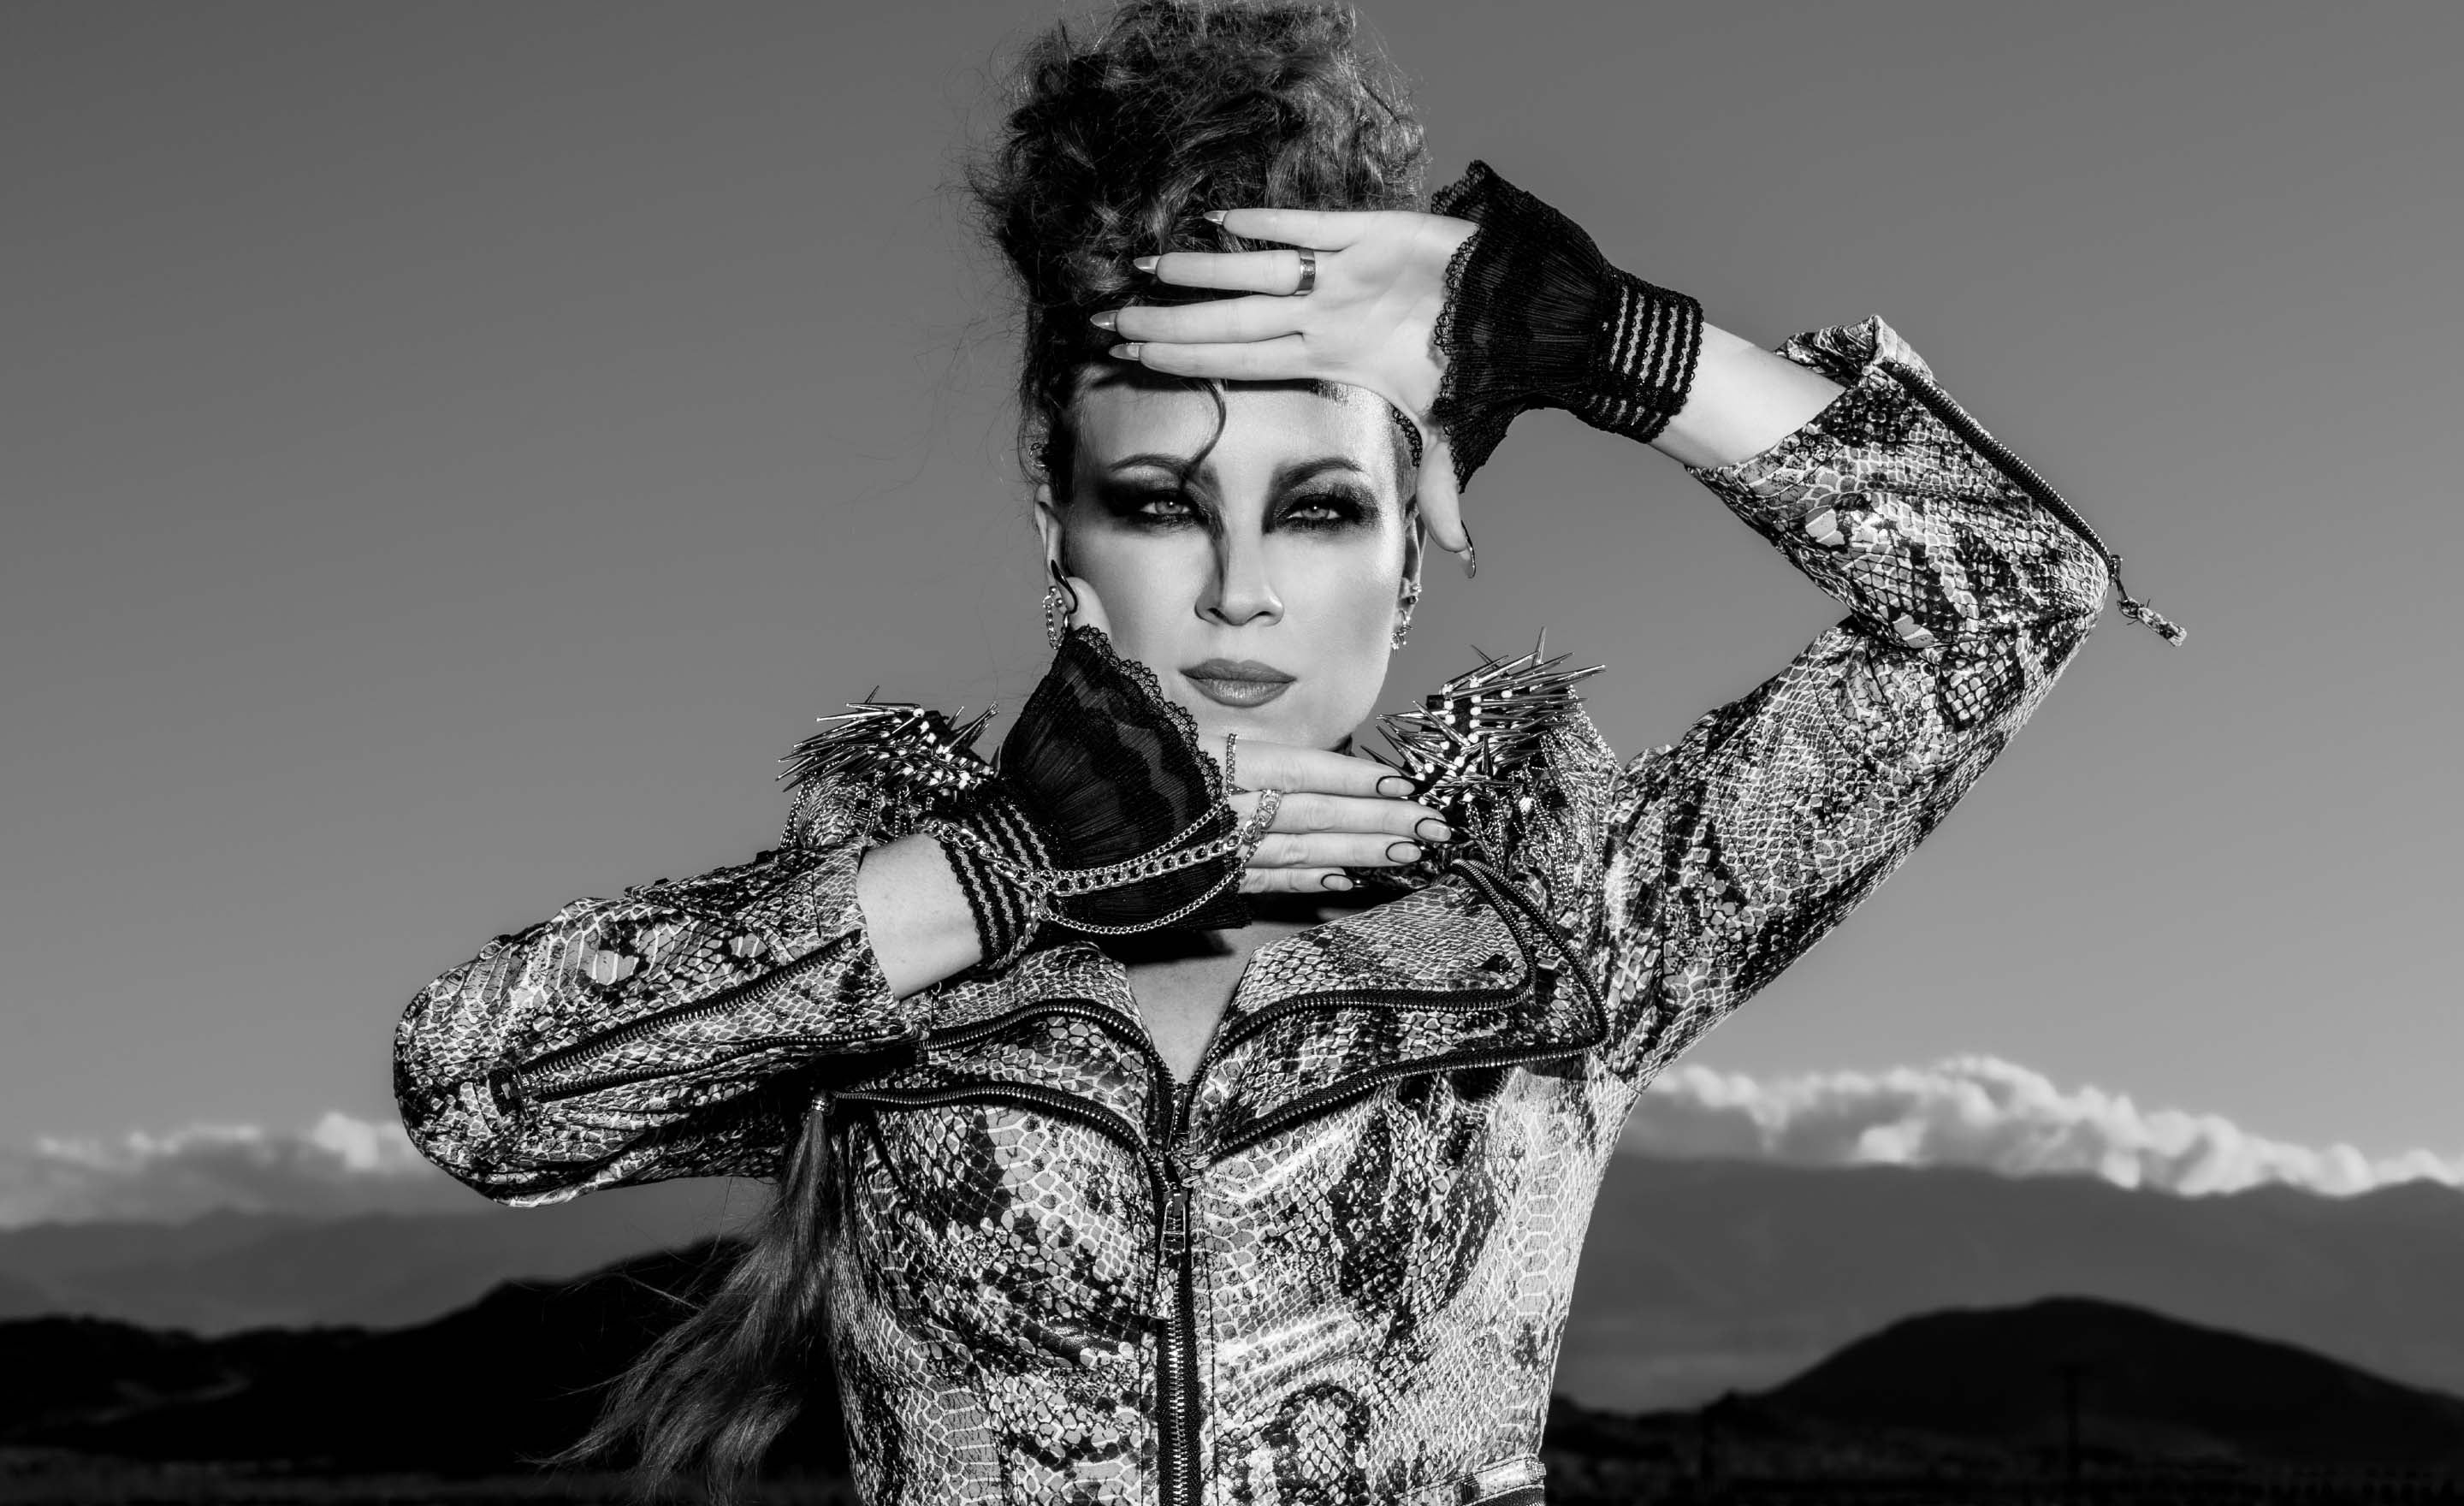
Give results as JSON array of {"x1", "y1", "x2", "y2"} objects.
[
  {"x1": 968, "y1": 0, "x2": 1431, "y2": 504},
  {"x1": 537, "y1": 6, "x2": 1431, "y2": 1505}
]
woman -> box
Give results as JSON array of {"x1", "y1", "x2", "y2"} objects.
[{"x1": 393, "y1": 3, "x2": 2178, "y2": 1503}]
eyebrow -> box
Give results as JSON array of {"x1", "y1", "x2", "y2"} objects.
[{"x1": 1105, "y1": 454, "x2": 1370, "y2": 489}]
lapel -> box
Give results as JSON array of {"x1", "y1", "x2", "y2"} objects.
[{"x1": 878, "y1": 863, "x2": 1604, "y2": 1170}]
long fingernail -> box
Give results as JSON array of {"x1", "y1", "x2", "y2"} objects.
[
  {"x1": 1376, "y1": 775, "x2": 1417, "y2": 799},
  {"x1": 1132, "y1": 255, "x2": 1158, "y2": 274},
  {"x1": 1386, "y1": 840, "x2": 1421, "y2": 863},
  {"x1": 1459, "y1": 526, "x2": 1478, "y2": 578},
  {"x1": 1414, "y1": 818, "x2": 1453, "y2": 843},
  {"x1": 1111, "y1": 342, "x2": 1143, "y2": 361},
  {"x1": 1320, "y1": 873, "x2": 1354, "y2": 892},
  {"x1": 1088, "y1": 310, "x2": 1118, "y2": 331},
  {"x1": 1202, "y1": 210, "x2": 1227, "y2": 224}
]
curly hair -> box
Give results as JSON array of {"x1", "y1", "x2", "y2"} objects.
[
  {"x1": 539, "y1": 6, "x2": 1430, "y2": 1503},
  {"x1": 968, "y1": 0, "x2": 1430, "y2": 501}
]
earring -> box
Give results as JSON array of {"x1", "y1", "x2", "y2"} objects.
[
  {"x1": 1391, "y1": 589, "x2": 1419, "y2": 651},
  {"x1": 1044, "y1": 560, "x2": 1080, "y2": 649}
]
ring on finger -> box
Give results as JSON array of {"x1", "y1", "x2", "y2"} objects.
[
  {"x1": 1291, "y1": 247, "x2": 1317, "y2": 296},
  {"x1": 1223, "y1": 731, "x2": 1240, "y2": 792},
  {"x1": 1237, "y1": 787, "x2": 1286, "y2": 858}
]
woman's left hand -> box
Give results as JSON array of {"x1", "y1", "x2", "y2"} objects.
[{"x1": 1094, "y1": 207, "x2": 1478, "y2": 560}]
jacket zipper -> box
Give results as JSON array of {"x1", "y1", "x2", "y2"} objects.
[
  {"x1": 1882, "y1": 360, "x2": 2183, "y2": 644},
  {"x1": 1144, "y1": 865, "x2": 1599, "y2": 1506}
]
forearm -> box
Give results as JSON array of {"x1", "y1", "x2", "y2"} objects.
[
  {"x1": 856, "y1": 833, "x2": 985, "y2": 999},
  {"x1": 1646, "y1": 320, "x2": 1845, "y2": 472}
]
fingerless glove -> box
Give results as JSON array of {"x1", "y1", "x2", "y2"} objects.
[
  {"x1": 1425, "y1": 159, "x2": 1704, "y2": 493},
  {"x1": 933, "y1": 626, "x2": 1251, "y2": 969}
]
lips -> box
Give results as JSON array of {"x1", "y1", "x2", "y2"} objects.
[{"x1": 1182, "y1": 658, "x2": 1296, "y2": 709}]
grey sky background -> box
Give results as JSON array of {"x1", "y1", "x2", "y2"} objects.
[{"x1": 4, "y1": 3, "x2": 2456, "y2": 1171}]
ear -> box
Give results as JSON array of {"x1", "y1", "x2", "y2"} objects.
[{"x1": 1034, "y1": 479, "x2": 1067, "y2": 579}]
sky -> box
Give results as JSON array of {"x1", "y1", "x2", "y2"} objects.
[{"x1": 3, "y1": 1, "x2": 2460, "y2": 1219}]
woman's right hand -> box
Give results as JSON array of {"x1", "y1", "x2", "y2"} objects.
[
  {"x1": 1223, "y1": 738, "x2": 1451, "y2": 894},
  {"x1": 1056, "y1": 573, "x2": 1448, "y2": 897}
]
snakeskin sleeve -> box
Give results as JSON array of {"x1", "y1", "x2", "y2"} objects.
[
  {"x1": 391, "y1": 787, "x2": 924, "y2": 1207},
  {"x1": 1593, "y1": 314, "x2": 2118, "y2": 1083}
]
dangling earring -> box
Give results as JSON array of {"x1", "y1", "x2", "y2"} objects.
[
  {"x1": 1391, "y1": 585, "x2": 1419, "y2": 651},
  {"x1": 1044, "y1": 560, "x2": 1078, "y2": 650}
]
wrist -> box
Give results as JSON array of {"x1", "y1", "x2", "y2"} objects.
[{"x1": 1424, "y1": 160, "x2": 1704, "y2": 489}]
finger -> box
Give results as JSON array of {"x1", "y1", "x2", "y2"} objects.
[
  {"x1": 1235, "y1": 743, "x2": 1422, "y2": 801},
  {"x1": 1241, "y1": 867, "x2": 1356, "y2": 895},
  {"x1": 1061, "y1": 574, "x2": 1111, "y2": 639},
  {"x1": 1112, "y1": 337, "x2": 1311, "y2": 382},
  {"x1": 1256, "y1": 790, "x2": 1451, "y2": 844},
  {"x1": 1211, "y1": 207, "x2": 1371, "y2": 250},
  {"x1": 1113, "y1": 293, "x2": 1300, "y2": 345},
  {"x1": 1418, "y1": 432, "x2": 1470, "y2": 556},
  {"x1": 1251, "y1": 831, "x2": 1429, "y2": 869},
  {"x1": 1140, "y1": 251, "x2": 1324, "y2": 298}
]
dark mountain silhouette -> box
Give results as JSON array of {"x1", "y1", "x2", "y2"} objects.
[
  {"x1": 1, "y1": 1237, "x2": 849, "y2": 1478},
  {"x1": 10, "y1": 1254, "x2": 2464, "y2": 1489},
  {"x1": 1558, "y1": 1155, "x2": 2464, "y2": 1410},
  {"x1": 1765, "y1": 1294, "x2": 2464, "y2": 1466},
  {"x1": 15, "y1": 1157, "x2": 2464, "y2": 1422}
]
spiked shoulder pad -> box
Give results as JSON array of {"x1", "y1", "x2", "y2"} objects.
[{"x1": 779, "y1": 697, "x2": 997, "y2": 845}]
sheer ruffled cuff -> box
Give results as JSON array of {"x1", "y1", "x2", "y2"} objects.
[{"x1": 1425, "y1": 159, "x2": 1704, "y2": 491}]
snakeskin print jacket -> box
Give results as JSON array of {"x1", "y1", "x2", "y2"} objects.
[{"x1": 394, "y1": 314, "x2": 2167, "y2": 1506}]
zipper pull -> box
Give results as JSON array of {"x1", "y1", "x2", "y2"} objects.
[
  {"x1": 2112, "y1": 571, "x2": 2186, "y2": 644},
  {"x1": 1161, "y1": 1186, "x2": 1192, "y2": 1263}
]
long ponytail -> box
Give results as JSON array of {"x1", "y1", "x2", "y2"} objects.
[{"x1": 540, "y1": 1102, "x2": 837, "y2": 1505}]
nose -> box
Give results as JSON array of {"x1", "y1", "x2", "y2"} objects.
[{"x1": 1198, "y1": 526, "x2": 1283, "y2": 628}]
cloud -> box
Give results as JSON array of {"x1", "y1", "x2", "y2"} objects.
[
  {"x1": 9, "y1": 1055, "x2": 2458, "y2": 1227},
  {"x1": 0, "y1": 1112, "x2": 477, "y2": 1229},
  {"x1": 1623, "y1": 1053, "x2": 2464, "y2": 1197}
]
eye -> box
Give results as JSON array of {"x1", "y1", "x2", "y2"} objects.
[
  {"x1": 1276, "y1": 489, "x2": 1372, "y2": 531},
  {"x1": 1098, "y1": 486, "x2": 1205, "y2": 529}
]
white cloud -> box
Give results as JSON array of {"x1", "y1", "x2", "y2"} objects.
[
  {"x1": 0, "y1": 1112, "x2": 476, "y2": 1228},
  {"x1": 1623, "y1": 1052, "x2": 2464, "y2": 1197},
  {"x1": 8, "y1": 1057, "x2": 2456, "y2": 1227}
]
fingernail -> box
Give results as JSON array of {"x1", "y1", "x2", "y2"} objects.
[
  {"x1": 1132, "y1": 255, "x2": 1158, "y2": 273},
  {"x1": 1376, "y1": 774, "x2": 1417, "y2": 799},
  {"x1": 1111, "y1": 342, "x2": 1142, "y2": 361},
  {"x1": 1089, "y1": 310, "x2": 1118, "y2": 331},
  {"x1": 1320, "y1": 873, "x2": 1354, "y2": 892},
  {"x1": 1386, "y1": 840, "x2": 1421, "y2": 863},
  {"x1": 1414, "y1": 818, "x2": 1453, "y2": 844},
  {"x1": 1459, "y1": 526, "x2": 1478, "y2": 578},
  {"x1": 1202, "y1": 210, "x2": 1227, "y2": 225}
]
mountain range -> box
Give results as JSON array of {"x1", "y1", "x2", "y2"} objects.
[
  {"x1": 9, "y1": 1253, "x2": 2464, "y2": 1500},
  {"x1": 9, "y1": 1156, "x2": 2464, "y2": 1415}
]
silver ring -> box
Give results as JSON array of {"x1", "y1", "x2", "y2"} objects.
[
  {"x1": 1292, "y1": 247, "x2": 1317, "y2": 296},
  {"x1": 1222, "y1": 731, "x2": 1240, "y2": 792},
  {"x1": 1239, "y1": 787, "x2": 1286, "y2": 857}
]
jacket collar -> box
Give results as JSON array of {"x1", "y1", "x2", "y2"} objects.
[{"x1": 899, "y1": 861, "x2": 1605, "y2": 1166}]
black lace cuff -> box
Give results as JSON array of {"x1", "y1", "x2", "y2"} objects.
[{"x1": 1425, "y1": 160, "x2": 1705, "y2": 491}]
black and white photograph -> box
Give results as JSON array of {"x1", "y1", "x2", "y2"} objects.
[{"x1": 3, "y1": 3, "x2": 2457, "y2": 1503}]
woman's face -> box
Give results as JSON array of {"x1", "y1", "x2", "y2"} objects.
[{"x1": 1038, "y1": 365, "x2": 1421, "y2": 754}]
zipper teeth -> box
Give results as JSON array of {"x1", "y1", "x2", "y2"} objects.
[
  {"x1": 523, "y1": 1032, "x2": 874, "y2": 1104},
  {"x1": 1882, "y1": 362, "x2": 2178, "y2": 643},
  {"x1": 1213, "y1": 1035, "x2": 1603, "y2": 1164}
]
